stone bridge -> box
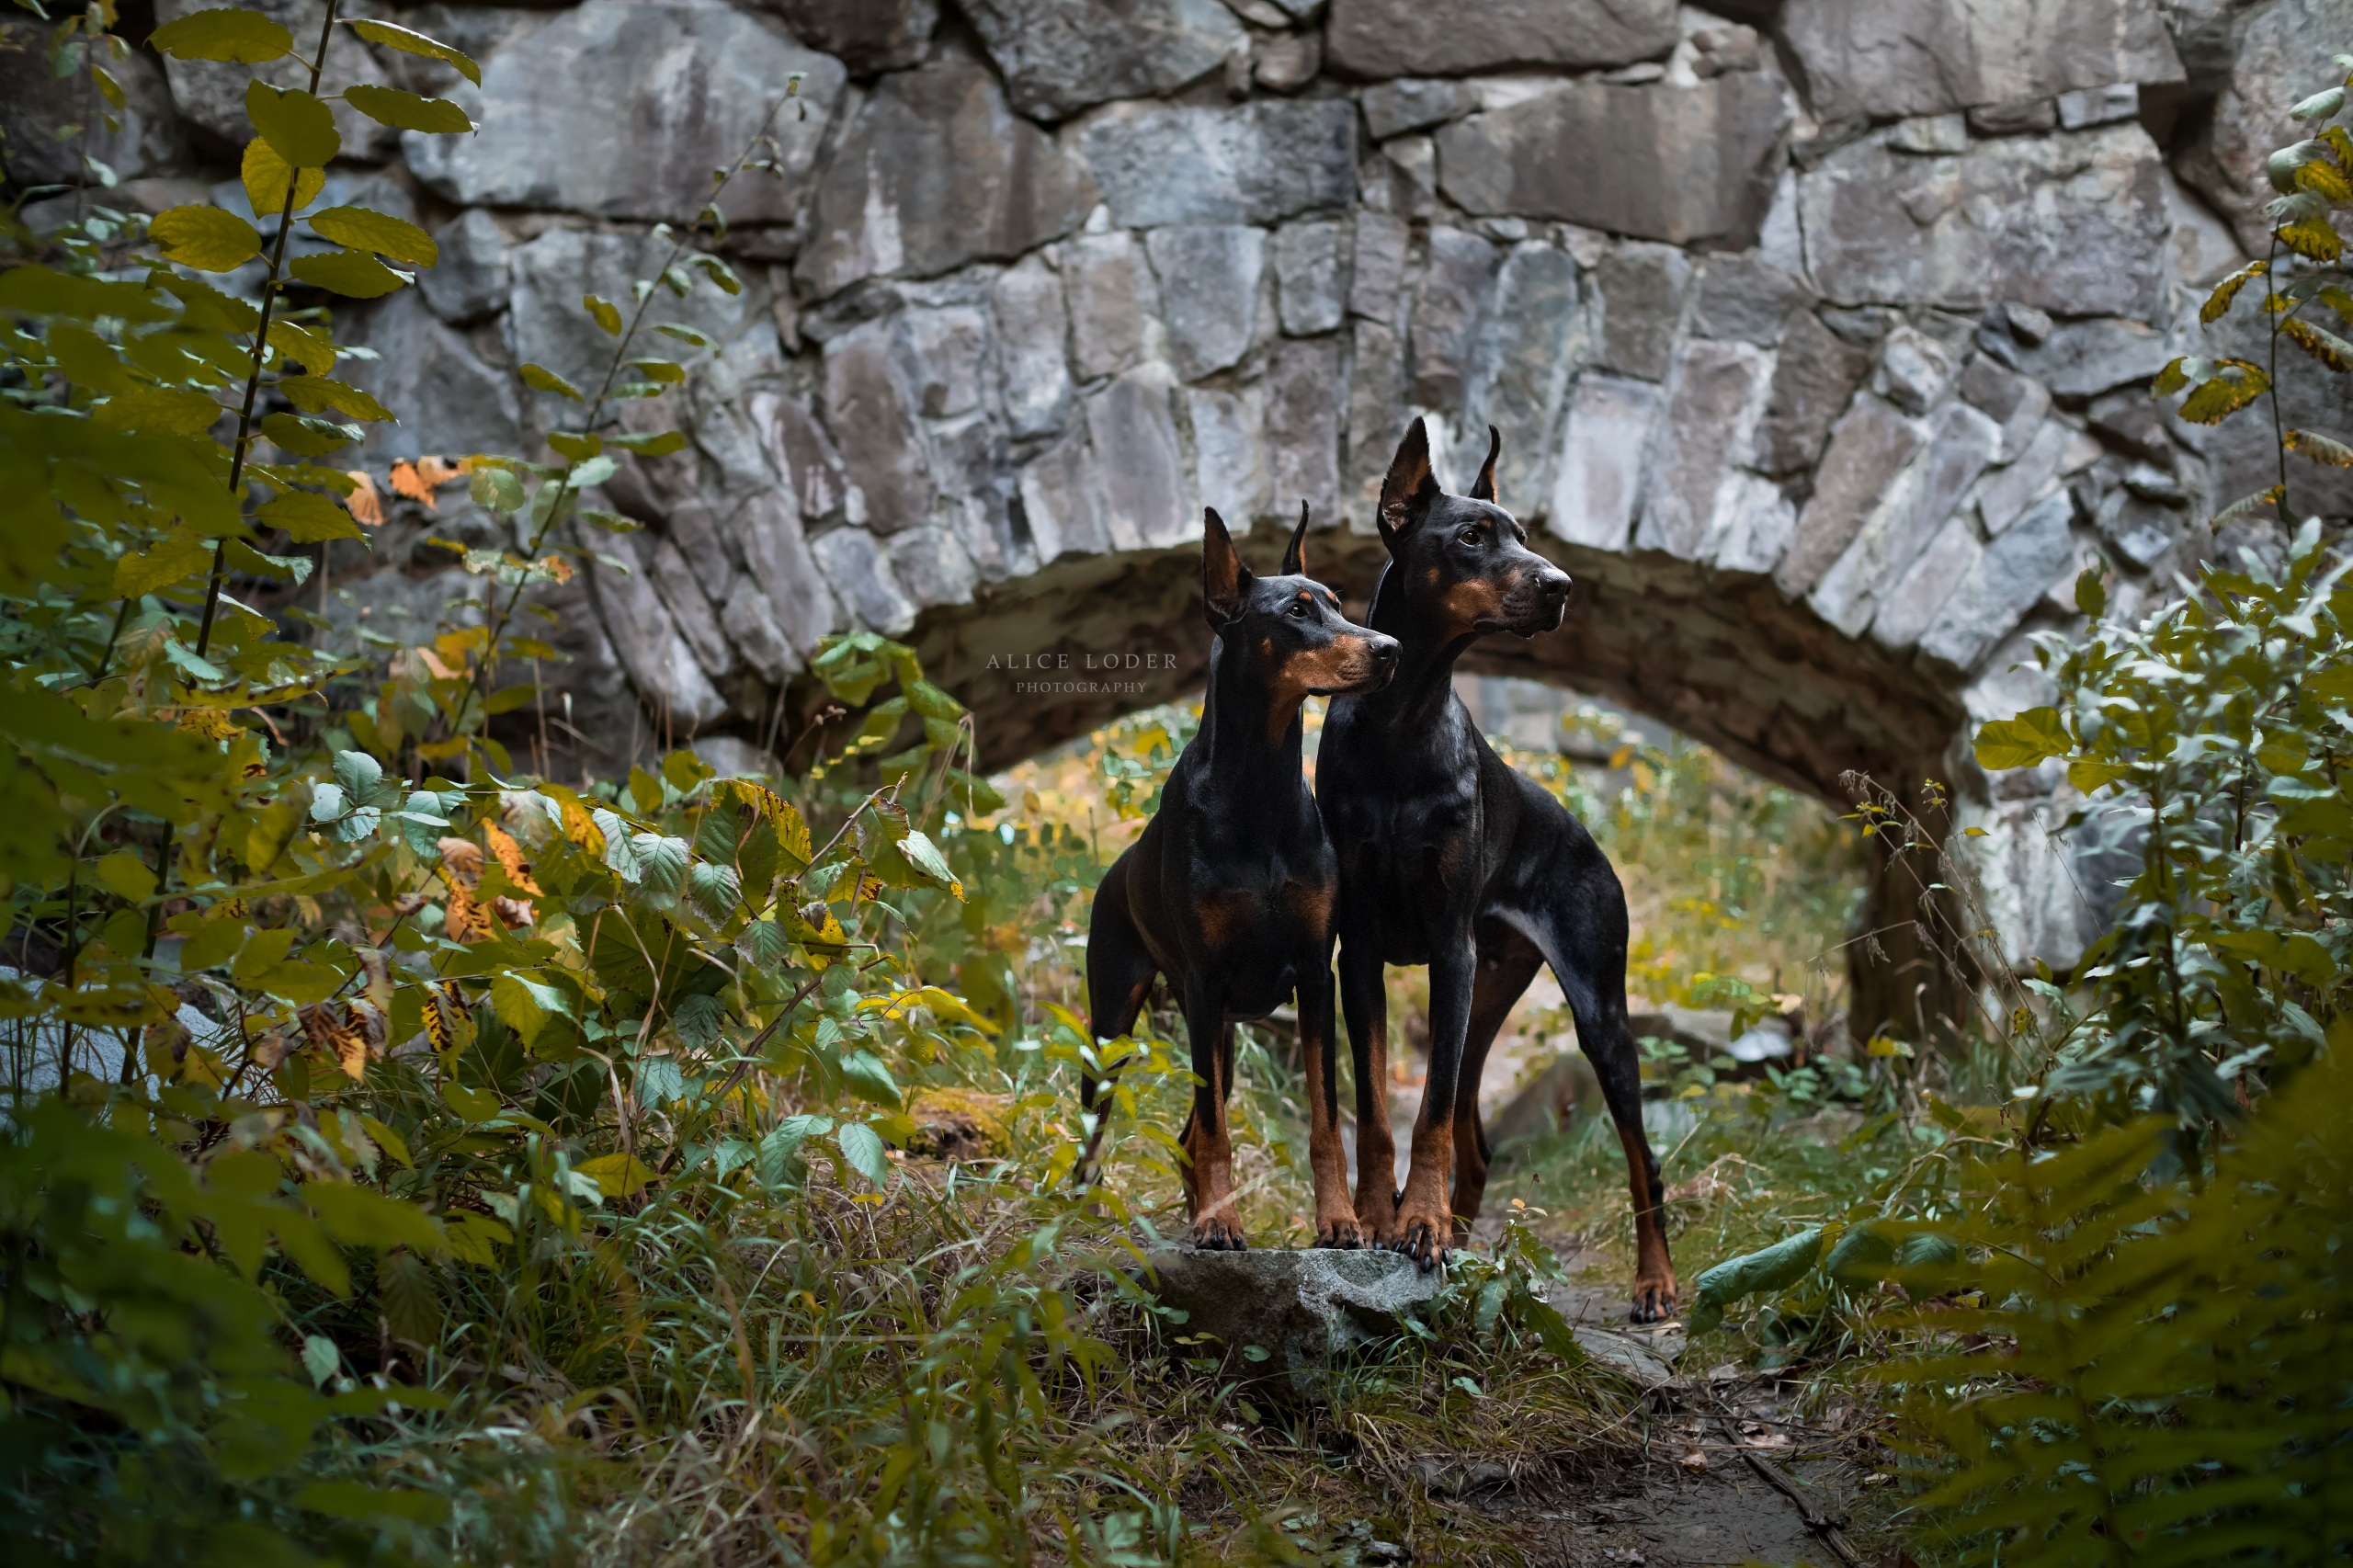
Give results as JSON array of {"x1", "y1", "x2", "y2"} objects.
[{"x1": 18, "y1": 0, "x2": 2349, "y2": 998}]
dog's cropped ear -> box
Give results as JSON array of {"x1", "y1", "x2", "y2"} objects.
[
  {"x1": 1202, "y1": 507, "x2": 1251, "y2": 628},
  {"x1": 1471, "y1": 425, "x2": 1502, "y2": 505},
  {"x1": 1378, "y1": 417, "x2": 1443, "y2": 549},
  {"x1": 1281, "y1": 499, "x2": 1310, "y2": 576}
]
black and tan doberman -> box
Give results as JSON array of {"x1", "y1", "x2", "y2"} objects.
[
  {"x1": 1318, "y1": 419, "x2": 1678, "y2": 1321},
  {"x1": 1085, "y1": 506, "x2": 1398, "y2": 1247}
]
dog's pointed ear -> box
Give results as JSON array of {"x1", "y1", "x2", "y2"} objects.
[
  {"x1": 1202, "y1": 507, "x2": 1250, "y2": 628},
  {"x1": 1377, "y1": 418, "x2": 1442, "y2": 550},
  {"x1": 1281, "y1": 499, "x2": 1310, "y2": 576},
  {"x1": 1471, "y1": 425, "x2": 1502, "y2": 504}
]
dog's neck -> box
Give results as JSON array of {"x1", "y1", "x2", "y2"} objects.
[
  {"x1": 1198, "y1": 633, "x2": 1307, "y2": 783},
  {"x1": 1361, "y1": 559, "x2": 1477, "y2": 725}
]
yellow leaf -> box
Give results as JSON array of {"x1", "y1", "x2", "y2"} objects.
[
  {"x1": 2200, "y1": 260, "x2": 2267, "y2": 325},
  {"x1": 241, "y1": 136, "x2": 323, "y2": 219},
  {"x1": 574, "y1": 1152, "x2": 656, "y2": 1199},
  {"x1": 2284, "y1": 316, "x2": 2353, "y2": 371}
]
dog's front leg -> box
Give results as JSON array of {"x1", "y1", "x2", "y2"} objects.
[
  {"x1": 1337, "y1": 938, "x2": 1399, "y2": 1244},
  {"x1": 1181, "y1": 991, "x2": 1245, "y2": 1250},
  {"x1": 1395, "y1": 935, "x2": 1475, "y2": 1268},
  {"x1": 1297, "y1": 955, "x2": 1361, "y2": 1248}
]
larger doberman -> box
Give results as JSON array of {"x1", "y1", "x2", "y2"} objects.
[
  {"x1": 1086, "y1": 506, "x2": 1398, "y2": 1248},
  {"x1": 1318, "y1": 419, "x2": 1679, "y2": 1321}
]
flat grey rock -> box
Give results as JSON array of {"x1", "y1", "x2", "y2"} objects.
[
  {"x1": 1145, "y1": 1245, "x2": 1445, "y2": 1395},
  {"x1": 1325, "y1": 0, "x2": 1677, "y2": 80},
  {"x1": 1780, "y1": 0, "x2": 2182, "y2": 122}
]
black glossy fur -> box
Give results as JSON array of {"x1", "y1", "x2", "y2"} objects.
[
  {"x1": 1084, "y1": 506, "x2": 1398, "y2": 1248},
  {"x1": 1316, "y1": 420, "x2": 1679, "y2": 1320}
]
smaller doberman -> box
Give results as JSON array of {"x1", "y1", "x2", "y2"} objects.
[
  {"x1": 1085, "y1": 505, "x2": 1398, "y2": 1248},
  {"x1": 1319, "y1": 419, "x2": 1679, "y2": 1320}
]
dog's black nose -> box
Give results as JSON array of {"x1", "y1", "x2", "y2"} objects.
[
  {"x1": 1371, "y1": 636, "x2": 1400, "y2": 666},
  {"x1": 1539, "y1": 568, "x2": 1571, "y2": 603}
]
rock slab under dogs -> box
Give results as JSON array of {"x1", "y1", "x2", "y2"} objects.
[{"x1": 1143, "y1": 1245, "x2": 1443, "y2": 1397}]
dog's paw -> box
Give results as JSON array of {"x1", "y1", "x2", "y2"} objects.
[
  {"x1": 1629, "y1": 1276, "x2": 1679, "y2": 1324},
  {"x1": 1315, "y1": 1215, "x2": 1364, "y2": 1249},
  {"x1": 1188, "y1": 1216, "x2": 1248, "y2": 1251},
  {"x1": 1390, "y1": 1211, "x2": 1451, "y2": 1270}
]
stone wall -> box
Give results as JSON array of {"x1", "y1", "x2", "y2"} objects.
[{"x1": 9, "y1": 0, "x2": 2351, "y2": 971}]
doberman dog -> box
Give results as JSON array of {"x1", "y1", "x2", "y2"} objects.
[
  {"x1": 1317, "y1": 418, "x2": 1679, "y2": 1321},
  {"x1": 1085, "y1": 505, "x2": 1398, "y2": 1248}
]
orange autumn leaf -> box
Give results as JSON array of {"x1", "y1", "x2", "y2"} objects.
[
  {"x1": 438, "y1": 836, "x2": 484, "y2": 881},
  {"x1": 483, "y1": 821, "x2": 542, "y2": 894},
  {"x1": 444, "y1": 879, "x2": 494, "y2": 942},
  {"x1": 345, "y1": 469, "x2": 385, "y2": 528}
]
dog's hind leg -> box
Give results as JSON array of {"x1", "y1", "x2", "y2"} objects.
[
  {"x1": 1449, "y1": 925, "x2": 1543, "y2": 1243},
  {"x1": 1337, "y1": 937, "x2": 1400, "y2": 1244},
  {"x1": 1522, "y1": 890, "x2": 1678, "y2": 1322},
  {"x1": 1081, "y1": 853, "x2": 1157, "y2": 1181}
]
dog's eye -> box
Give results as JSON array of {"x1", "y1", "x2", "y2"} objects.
[
  {"x1": 1456, "y1": 527, "x2": 1482, "y2": 547},
  {"x1": 1288, "y1": 599, "x2": 1310, "y2": 618}
]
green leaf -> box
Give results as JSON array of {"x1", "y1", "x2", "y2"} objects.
[
  {"x1": 895, "y1": 830, "x2": 963, "y2": 900},
  {"x1": 1975, "y1": 707, "x2": 2070, "y2": 771},
  {"x1": 149, "y1": 204, "x2": 261, "y2": 271},
  {"x1": 347, "y1": 18, "x2": 482, "y2": 85},
  {"x1": 277, "y1": 375, "x2": 393, "y2": 422},
  {"x1": 693, "y1": 255, "x2": 743, "y2": 296},
  {"x1": 585, "y1": 294, "x2": 623, "y2": 335},
  {"x1": 2177, "y1": 363, "x2": 2270, "y2": 425},
  {"x1": 225, "y1": 539, "x2": 313, "y2": 584},
  {"x1": 342, "y1": 83, "x2": 473, "y2": 135},
  {"x1": 633, "y1": 834, "x2": 690, "y2": 899},
  {"x1": 628, "y1": 358, "x2": 687, "y2": 384},
  {"x1": 245, "y1": 80, "x2": 341, "y2": 168},
  {"x1": 290, "y1": 249, "x2": 412, "y2": 299},
  {"x1": 835, "y1": 1122, "x2": 890, "y2": 1188},
  {"x1": 2294, "y1": 85, "x2": 2347, "y2": 122},
  {"x1": 96, "y1": 850, "x2": 159, "y2": 903},
  {"x1": 520, "y1": 363, "x2": 584, "y2": 401},
  {"x1": 548, "y1": 431, "x2": 603, "y2": 461},
  {"x1": 441, "y1": 1210, "x2": 509, "y2": 1265},
  {"x1": 307, "y1": 205, "x2": 438, "y2": 267},
  {"x1": 653, "y1": 323, "x2": 715, "y2": 348},
  {"x1": 758, "y1": 1114, "x2": 832, "y2": 1185},
  {"x1": 840, "y1": 1050, "x2": 902, "y2": 1108},
  {"x1": 1685, "y1": 1226, "x2": 1824, "y2": 1336},
  {"x1": 260, "y1": 412, "x2": 363, "y2": 457},
  {"x1": 2068, "y1": 759, "x2": 2132, "y2": 794},
  {"x1": 2075, "y1": 566, "x2": 2106, "y2": 618},
  {"x1": 258, "y1": 488, "x2": 365, "y2": 542},
  {"x1": 150, "y1": 7, "x2": 291, "y2": 62},
  {"x1": 116, "y1": 530, "x2": 214, "y2": 598},
  {"x1": 608, "y1": 430, "x2": 688, "y2": 456},
  {"x1": 294, "y1": 1480, "x2": 451, "y2": 1528},
  {"x1": 242, "y1": 136, "x2": 324, "y2": 219},
  {"x1": 470, "y1": 465, "x2": 527, "y2": 514},
  {"x1": 489, "y1": 972, "x2": 571, "y2": 1045},
  {"x1": 305, "y1": 1182, "x2": 443, "y2": 1254},
  {"x1": 95, "y1": 385, "x2": 224, "y2": 437}
]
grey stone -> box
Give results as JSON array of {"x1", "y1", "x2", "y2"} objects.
[
  {"x1": 2002, "y1": 301, "x2": 2055, "y2": 346},
  {"x1": 888, "y1": 523, "x2": 981, "y2": 608},
  {"x1": 1799, "y1": 124, "x2": 2171, "y2": 321},
  {"x1": 585, "y1": 531, "x2": 732, "y2": 729},
  {"x1": 1592, "y1": 243, "x2": 1692, "y2": 381},
  {"x1": 1324, "y1": 0, "x2": 1677, "y2": 79},
  {"x1": 813, "y1": 527, "x2": 919, "y2": 634},
  {"x1": 823, "y1": 325, "x2": 936, "y2": 536},
  {"x1": 1344, "y1": 319, "x2": 1407, "y2": 526},
  {"x1": 753, "y1": 391, "x2": 858, "y2": 530},
  {"x1": 1408, "y1": 226, "x2": 1502, "y2": 410},
  {"x1": 1083, "y1": 100, "x2": 1358, "y2": 228},
  {"x1": 1775, "y1": 392, "x2": 1927, "y2": 596},
  {"x1": 418, "y1": 209, "x2": 508, "y2": 326},
  {"x1": 1969, "y1": 98, "x2": 2060, "y2": 136},
  {"x1": 2057, "y1": 83, "x2": 2141, "y2": 129},
  {"x1": 1548, "y1": 372, "x2": 1662, "y2": 550},
  {"x1": 959, "y1": 0, "x2": 1243, "y2": 119},
  {"x1": 1436, "y1": 75, "x2": 1791, "y2": 247},
  {"x1": 406, "y1": 0, "x2": 842, "y2": 223},
  {"x1": 1919, "y1": 488, "x2": 2079, "y2": 668},
  {"x1": 1265, "y1": 335, "x2": 1344, "y2": 525},
  {"x1": 1976, "y1": 418, "x2": 2072, "y2": 536},
  {"x1": 1690, "y1": 22, "x2": 1765, "y2": 80},
  {"x1": 2165, "y1": 171, "x2": 2247, "y2": 289},
  {"x1": 1638, "y1": 339, "x2": 1768, "y2": 559},
  {"x1": 763, "y1": 0, "x2": 937, "y2": 74},
  {"x1": 990, "y1": 256, "x2": 1074, "y2": 439},
  {"x1": 1362, "y1": 134, "x2": 1437, "y2": 220},
  {"x1": 1810, "y1": 399, "x2": 1999, "y2": 635},
  {"x1": 1272, "y1": 220, "x2": 1349, "y2": 336},
  {"x1": 153, "y1": 0, "x2": 400, "y2": 161},
  {"x1": 347, "y1": 290, "x2": 523, "y2": 462},
  {"x1": 2097, "y1": 489, "x2": 2178, "y2": 570},
  {"x1": 2086, "y1": 389, "x2": 2173, "y2": 464},
  {"x1": 1755, "y1": 310, "x2": 1872, "y2": 477},
  {"x1": 1145, "y1": 225, "x2": 1266, "y2": 381},
  {"x1": 1063, "y1": 231, "x2": 1160, "y2": 382},
  {"x1": 893, "y1": 305, "x2": 990, "y2": 421},
  {"x1": 1456, "y1": 244, "x2": 1581, "y2": 512},
  {"x1": 1187, "y1": 385, "x2": 1270, "y2": 527},
  {"x1": 1142, "y1": 1245, "x2": 1443, "y2": 1395},
  {"x1": 1, "y1": 21, "x2": 187, "y2": 187},
  {"x1": 797, "y1": 61, "x2": 1094, "y2": 299},
  {"x1": 1871, "y1": 512, "x2": 1984, "y2": 649},
  {"x1": 1779, "y1": 0, "x2": 2183, "y2": 122},
  {"x1": 647, "y1": 534, "x2": 735, "y2": 681},
  {"x1": 1360, "y1": 79, "x2": 1475, "y2": 141},
  {"x1": 1017, "y1": 428, "x2": 1115, "y2": 562},
  {"x1": 733, "y1": 487, "x2": 842, "y2": 661},
  {"x1": 1889, "y1": 114, "x2": 1971, "y2": 155},
  {"x1": 1708, "y1": 470, "x2": 1798, "y2": 574},
  {"x1": 1958, "y1": 352, "x2": 2036, "y2": 426},
  {"x1": 665, "y1": 494, "x2": 746, "y2": 583},
  {"x1": 1254, "y1": 30, "x2": 1323, "y2": 92},
  {"x1": 1873, "y1": 324, "x2": 1960, "y2": 416},
  {"x1": 1693, "y1": 254, "x2": 1805, "y2": 346},
  {"x1": 1347, "y1": 211, "x2": 1410, "y2": 323},
  {"x1": 2122, "y1": 462, "x2": 2187, "y2": 504},
  {"x1": 2180, "y1": 0, "x2": 2353, "y2": 255},
  {"x1": 1086, "y1": 368, "x2": 1193, "y2": 550},
  {"x1": 2018, "y1": 317, "x2": 2171, "y2": 398}
]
